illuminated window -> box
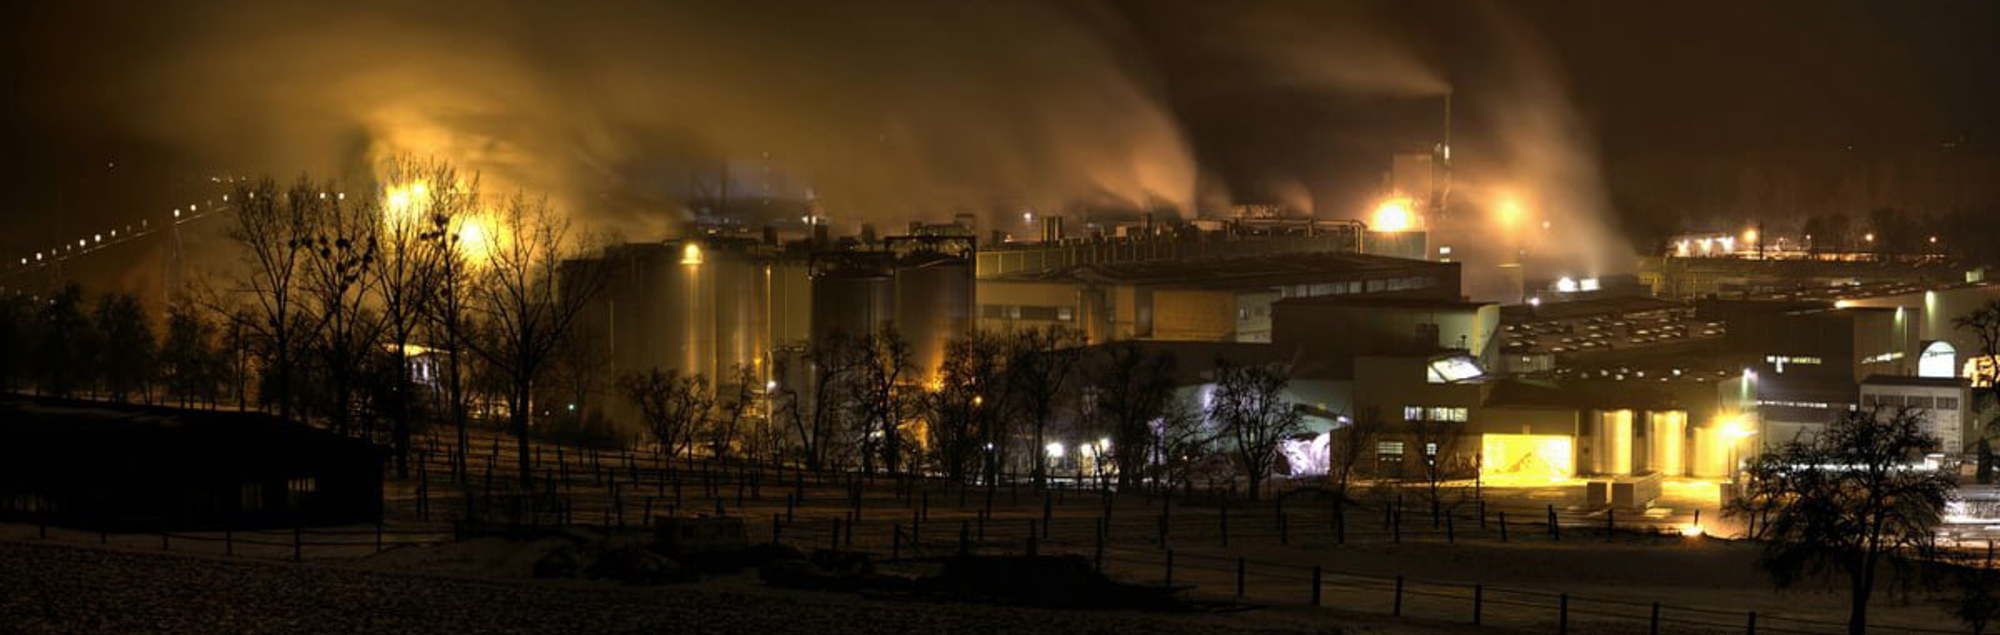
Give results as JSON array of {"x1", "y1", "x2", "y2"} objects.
[
  {"x1": 1402, "y1": 406, "x2": 1423, "y2": 421},
  {"x1": 241, "y1": 483, "x2": 266, "y2": 511},
  {"x1": 1424, "y1": 442, "x2": 1438, "y2": 456},
  {"x1": 288, "y1": 477, "x2": 317, "y2": 508}
]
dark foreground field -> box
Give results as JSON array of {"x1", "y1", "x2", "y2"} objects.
[{"x1": 0, "y1": 540, "x2": 1472, "y2": 634}]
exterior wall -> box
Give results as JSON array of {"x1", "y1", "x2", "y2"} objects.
[
  {"x1": 1152, "y1": 289, "x2": 1238, "y2": 341},
  {"x1": 1860, "y1": 383, "x2": 1972, "y2": 455},
  {"x1": 1274, "y1": 302, "x2": 1500, "y2": 367}
]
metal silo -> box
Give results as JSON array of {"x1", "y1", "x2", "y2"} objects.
[
  {"x1": 811, "y1": 255, "x2": 895, "y2": 346},
  {"x1": 895, "y1": 251, "x2": 974, "y2": 382}
]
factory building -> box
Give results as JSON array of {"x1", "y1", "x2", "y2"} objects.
[
  {"x1": 974, "y1": 216, "x2": 1368, "y2": 279},
  {"x1": 570, "y1": 230, "x2": 977, "y2": 437},
  {"x1": 976, "y1": 252, "x2": 1460, "y2": 344},
  {"x1": 1859, "y1": 375, "x2": 1974, "y2": 455},
  {"x1": 1636, "y1": 254, "x2": 1974, "y2": 300}
]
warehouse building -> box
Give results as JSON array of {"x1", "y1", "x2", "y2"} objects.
[{"x1": 0, "y1": 399, "x2": 383, "y2": 531}]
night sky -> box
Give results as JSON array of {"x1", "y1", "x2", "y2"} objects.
[{"x1": 1, "y1": 0, "x2": 1994, "y2": 261}]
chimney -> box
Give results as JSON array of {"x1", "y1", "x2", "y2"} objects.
[
  {"x1": 1041, "y1": 215, "x2": 1065, "y2": 243},
  {"x1": 1142, "y1": 212, "x2": 1154, "y2": 236}
]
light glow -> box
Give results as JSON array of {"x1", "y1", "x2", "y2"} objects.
[
  {"x1": 1480, "y1": 434, "x2": 1574, "y2": 482},
  {"x1": 1371, "y1": 197, "x2": 1417, "y2": 232},
  {"x1": 681, "y1": 242, "x2": 704, "y2": 265}
]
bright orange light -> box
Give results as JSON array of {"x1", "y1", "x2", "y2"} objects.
[
  {"x1": 1372, "y1": 197, "x2": 1417, "y2": 232},
  {"x1": 1743, "y1": 228, "x2": 1758, "y2": 244},
  {"x1": 680, "y1": 242, "x2": 703, "y2": 265},
  {"x1": 384, "y1": 180, "x2": 431, "y2": 224},
  {"x1": 1495, "y1": 198, "x2": 1524, "y2": 228},
  {"x1": 456, "y1": 217, "x2": 494, "y2": 264},
  {"x1": 1680, "y1": 524, "x2": 1705, "y2": 538}
]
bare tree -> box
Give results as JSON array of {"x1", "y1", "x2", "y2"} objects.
[
  {"x1": 225, "y1": 177, "x2": 314, "y2": 420},
  {"x1": 1007, "y1": 326, "x2": 1084, "y2": 488},
  {"x1": 778, "y1": 334, "x2": 864, "y2": 470},
  {"x1": 1728, "y1": 407, "x2": 1956, "y2": 635},
  {"x1": 706, "y1": 363, "x2": 757, "y2": 462},
  {"x1": 1408, "y1": 414, "x2": 1467, "y2": 520},
  {"x1": 618, "y1": 367, "x2": 713, "y2": 460},
  {"x1": 1328, "y1": 407, "x2": 1385, "y2": 505},
  {"x1": 32, "y1": 283, "x2": 96, "y2": 399},
  {"x1": 463, "y1": 193, "x2": 607, "y2": 487},
  {"x1": 1090, "y1": 343, "x2": 1178, "y2": 492},
  {"x1": 850, "y1": 327, "x2": 913, "y2": 475},
  {"x1": 160, "y1": 302, "x2": 219, "y2": 408},
  {"x1": 1210, "y1": 359, "x2": 1304, "y2": 501},
  {"x1": 1153, "y1": 396, "x2": 1217, "y2": 498},
  {"x1": 926, "y1": 335, "x2": 1001, "y2": 482},
  {"x1": 296, "y1": 180, "x2": 384, "y2": 436},
  {"x1": 371, "y1": 157, "x2": 457, "y2": 476},
  {"x1": 94, "y1": 292, "x2": 157, "y2": 404}
]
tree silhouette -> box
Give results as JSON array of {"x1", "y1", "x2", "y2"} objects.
[
  {"x1": 1728, "y1": 407, "x2": 1955, "y2": 635},
  {"x1": 1210, "y1": 358, "x2": 1303, "y2": 501}
]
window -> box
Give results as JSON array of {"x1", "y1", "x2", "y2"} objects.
[
  {"x1": 287, "y1": 477, "x2": 317, "y2": 508},
  {"x1": 1906, "y1": 396, "x2": 1935, "y2": 409},
  {"x1": 1057, "y1": 307, "x2": 1074, "y2": 321},
  {"x1": 1424, "y1": 442, "x2": 1438, "y2": 456},
  {"x1": 1424, "y1": 406, "x2": 1467, "y2": 422},
  {"x1": 1939, "y1": 397, "x2": 1960, "y2": 411},
  {"x1": 241, "y1": 483, "x2": 266, "y2": 512},
  {"x1": 1376, "y1": 441, "x2": 1405, "y2": 461},
  {"x1": 1403, "y1": 406, "x2": 1424, "y2": 421}
]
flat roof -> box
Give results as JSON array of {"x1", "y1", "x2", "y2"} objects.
[
  {"x1": 989, "y1": 251, "x2": 1451, "y2": 288},
  {"x1": 1276, "y1": 296, "x2": 1489, "y2": 310},
  {"x1": 1499, "y1": 295, "x2": 1685, "y2": 322},
  {"x1": 1861, "y1": 374, "x2": 1970, "y2": 388}
]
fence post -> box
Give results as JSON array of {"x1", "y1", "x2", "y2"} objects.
[
  {"x1": 1165, "y1": 549, "x2": 1175, "y2": 586},
  {"x1": 1473, "y1": 584, "x2": 1483, "y2": 625},
  {"x1": 1280, "y1": 512, "x2": 1289, "y2": 545},
  {"x1": 1336, "y1": 497, "x2": 1346, "y2": 544},
  {"x1": 293, "y1": 525, "x2": 302, "y2": 562},
  {"x1": 161, "y1": 529, "x2": 169, "y2": 551},
  {"x1": 1392, "y1": 506, "x2": 1401, "y2": 543},
  {"x1": 1650, "y1": 601, "x2": 1661, "y2": 635},
  {"x1": 1558, "y1": 592, "x2": 1569, "y2": 634},
  {"x1": 1549, "y1": 504, "x2": 1560, "y2": 541},
  {"x1": 1393, "y1": 575, "x2": 1404, "y2": 616},
  {"x1": 1093, "y1": 519, "x2": 1104, "y2": 571},
  {"x1": 1746, "y1": 611, "x2": 1756, "y2": 635},
  {"x1": 892, "y1": 524, "x2": 902, "y2": 560},
  {"x1": 375, "y1": 521, "x2": 384, "y2": 553},
  {"x1": 1446, "y1": 515, "x2": 1454, "y2": 543},
  {"x1": 1607, "y1": 508, "x2": 1615, "y2": 541},
  {"x1": 1499, "y1": 511, "x2": 1509, "y2": 541},
  {"x1": 1311, "y1": 566, "x2": 1322, "y2": 606},
  {"x1": 1221, "y1": 504, "x2": 1230, "y2": 546},
  {"x1": 960, "y1": 521, "x2": 971, "y2": 556},
  {"x1": 1027, "y1": 534, "x2": 1038, "y2": 557},
  {"x1": 1235, "y1": 557, "x2": 1245, "y2": 598},
  {"x1": 1041, "y1": 493, "x2": 1050, "y2": 529},
  {"x1": 773, "y1": 514, "x2": 782, "y2": 545},
  {"x1": 1478, "y1": 500, "x2": 1486, "y2": 529},
  {"x1": 831, "y1": 518, "x2": 841, "y2": 551},
  {"x1": 225, "y1": 528, "x2": 233, "y2": 556}
]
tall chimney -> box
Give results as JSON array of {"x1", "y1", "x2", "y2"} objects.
[{"x1": 1041, "y1": 215, "x2": 1065, "y2": 243}]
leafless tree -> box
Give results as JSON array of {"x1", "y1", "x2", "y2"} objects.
[
  {"x1": 1328, "y1": 406, "x2": 1385, "y2": 504},
  {"x1": 225, "y1": 177, "x2": 314, "y2": 421},
  {"x1": 1090, "y1": 343, "x2": 1178, "y2": 492},
  {"x1": 926, "y1": 334, "x2": 1010, "y2": 483},
  {"x1": 371, "y1": 157, "x2": 458, "y2": 476},
  {"x1": 706, "y1": 363, "x2": 758, "y2": 462},
  {"x1": 1210, "y1": 359, "x2": 1303, "y2": 501},
  {"x1": 1007, "y1": 326, "x2": 1085, "y2": 488},
  {"x1": 463, "y1": 193, "x2": 607, "y2": 487},
  {"x1": 1152, "y1": 396, "x2": 1216, "y2": 498},
  {"x1": 850, "y1": 327, "x2": 913, "y2": 475},
  {"x1": 296, "y1": 180, "x2": 385, "y2": 437},
  {"x1": 412, "y1": 167, "x2": 486, "y2": 480},
  {"x1": 619, "y1": 367, "x2": 713, "y2": 460},
  {"x1": 1408, "y1": 414, "x2": 1466, "y2": 517},
  {"x1": 780, "y1": 333, "x2": 864, "y2": 470},
  {"x1": 1729, "y1": 407, "x2": 1955, "y2": 635}
]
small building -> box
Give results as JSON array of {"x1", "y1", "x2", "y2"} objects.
[
  {"x1": 1860, "y1": 375, "x2": 1973, "y2": 455},
  {"x1": 0, "y1": 399, "x2": 383, "y2": 531}
]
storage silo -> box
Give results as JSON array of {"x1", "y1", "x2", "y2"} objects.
[{"x1": 895, "y1": 252, "x2": 974, "y2": 381}]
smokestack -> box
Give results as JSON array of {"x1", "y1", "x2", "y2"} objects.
[
  {"x1": 1041, "y1": 215, "x2": 1065, "y2": 243},
  {"x1": 1142, "y1": 212, "x2": 1153, "y2": 236}
]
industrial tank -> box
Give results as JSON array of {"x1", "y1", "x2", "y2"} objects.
[
  {"x1": 895, "y1": 253, "x2": 974, "y2": 380},
  {"x1": 811, "y1": 260, "x2": 895, "y2": 346}
]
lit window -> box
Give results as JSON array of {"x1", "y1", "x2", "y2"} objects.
[
  {"x1": 1403, "y1": 406, "x2": 1424, "y2": 421},
  {"x1": 1377, "y1": 441, "x2": 1405, "y2": 455},
  {"x1": 1424, "y1": 442, "x2": 1438, "y2": 456}
]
